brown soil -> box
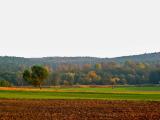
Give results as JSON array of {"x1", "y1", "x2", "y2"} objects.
[{"x1": 0, "y1": 99, "x2": 159, "y2": 120}]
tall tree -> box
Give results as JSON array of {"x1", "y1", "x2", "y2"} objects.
[{"x1": 23, "y1": 65, "x2": 49, "y2": 89}]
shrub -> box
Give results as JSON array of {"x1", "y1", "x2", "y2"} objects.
[{"x1": 0, "y1": 80, "x2": 12, "y2": 87}]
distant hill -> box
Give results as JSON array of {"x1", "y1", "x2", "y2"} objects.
[
  {"x1": 0, "y1": 52, "x2": 160, "y2": 86},
  {"x1": 0, "y1": 56, "x2": 109, "y2": 66},
  {"x1": 0, "y1": 52, "x2": 160, "y2": 72},
  {"x1": 0, "y1": 56, "x2": 109, "y2": 72},
  {"x1": 112, "y1": 52, "x2": 160, "y2": 63}
]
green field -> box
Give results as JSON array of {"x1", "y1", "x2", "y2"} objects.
[
  {"x1": 0, "y1": 86, "x2": 160, "y2": 101},
  {"x1": 51, "y1": 86, "x2": 160, "y2": 93}
]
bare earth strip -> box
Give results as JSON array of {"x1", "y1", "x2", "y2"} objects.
[{"x1": 0, "y1": 100, "x2": 159, "y2": 120}]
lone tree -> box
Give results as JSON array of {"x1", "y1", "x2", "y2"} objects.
[{"x1": 23, "y1": 65, "x2": 49, "y2": 89}]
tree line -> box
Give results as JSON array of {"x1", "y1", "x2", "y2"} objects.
[{"x1": 0, "y1": 61, "x2": 160, "y2": 87}]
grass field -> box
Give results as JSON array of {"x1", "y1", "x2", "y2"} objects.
[
  {"x1": 0, "y1": 86, "x2": 160, "y2": 101},
  {"x1": 49, "y1": 86, "x2": 160, "y2": 93}
]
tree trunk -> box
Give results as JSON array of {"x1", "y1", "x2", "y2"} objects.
[
  {"x1": 39, "y1": 84, "x2": 42, "y2": 89},
  {"x1": 112, "y1": 85, "x2": 114, "y2": 89}
]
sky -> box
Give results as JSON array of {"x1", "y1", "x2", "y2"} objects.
[{"x1": 0, "y1": 0, "x2": 160, "y2": 58}]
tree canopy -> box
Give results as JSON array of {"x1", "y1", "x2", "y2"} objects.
[{"x1": 23, "y1": 65, "x2": 49, "y2": 89}]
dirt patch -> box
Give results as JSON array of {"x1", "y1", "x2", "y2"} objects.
[{"x1": 0, "y1": 99, "x2": 159, "y2": 120}]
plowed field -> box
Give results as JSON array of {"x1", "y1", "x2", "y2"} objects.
[{"x1": 0, "y1": 100, "x2": 159, "y2": 120}]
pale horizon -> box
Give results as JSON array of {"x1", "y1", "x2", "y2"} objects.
[
  {"x1": 0, "y1": 0, "x2": 160, "y2": 58},
  {"x1": 0, "y1": 51, "x2": 159, "y2": 59}
]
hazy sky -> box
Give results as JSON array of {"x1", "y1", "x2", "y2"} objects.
[{"x1": 0, "y1": 0, "x2": 160, "y2": 58}]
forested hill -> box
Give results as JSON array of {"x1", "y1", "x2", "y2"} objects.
[
  {"x1": 0, "y1": 56, "x2": 109, "y2": 72},
  {"x1": 0, "y1": 56, "x2": 109, "y2": 68},
  {"x1": 0, "y1": 52, "x2": 160, "y2": 86},
  {"x1": 112, "y1": 52, "x2": 160, "y2": 63},
  {"x1": 0, "y1": 52, "x2": 160, "y2": 69}
]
